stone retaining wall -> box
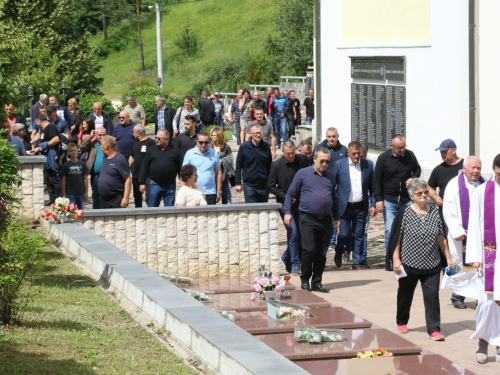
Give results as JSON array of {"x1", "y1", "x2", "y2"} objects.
[
  {"x1": 17, "y1": 156, "x2": 46, "y2": 219},
  {"x1": 81, "y1": 204, "x2": 283, "y2": 278}
]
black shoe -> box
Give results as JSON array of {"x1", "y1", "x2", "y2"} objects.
[
  {"x1": 361, "y1": 260, "x2": 371, "y2": 268},
  {"x1": 334, "y1": 252, "x2": 342, "y2": 268},
  {"x1": 301, "y1": 283, "x2": 311, "y2": 292},
  {"x1": 311, "y1": 284, "x2": 330, "y2": 293},
  {"x1": 452, "y1": 300, "x2": 467, "y2": 309}
]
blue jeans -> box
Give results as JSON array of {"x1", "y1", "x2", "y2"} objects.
[
  {"x1": 330, "y1": 216, "x2": 337, "y2": 244},
  {"x1": 91, "y1": 174, "x2": 100, "y2": 209},
  {"x1": 335, "y1": 203, "x2": 366, "y2": 268},
  {"x1": 384, "y1": 200, "x2": 411, "y2": 268},
  {"x1": 148, "y1": 180, "x2": 176, "y2": 207},
  {"x1": 67, "y1": 194, "x2": 85, "y2": 209},
  {"x1": 305, "y1": 117, "x2": 313, "y2": 125},
  {"x1": 362, "y1": 214, "x2": 370, "y2": 262},
  {"x1": 279, "y1": 207, "x2": 302, "y2": 269},
  {"x1": 222, "y1": 179, "x2": 231, "y2": 204},
  {"x1": 273, "y1": 116, "x2": 288, "y2": 147},
  {"x1": 243, "y1": 184, "x2": 268, "y2": 203}
]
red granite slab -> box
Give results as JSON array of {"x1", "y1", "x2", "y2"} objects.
[
  {"x1": 235, "y1": 307, "x2": 371, "y2": 335},
  {"x1": 296, "y1": 354, "x2": 475, "y2": 375},
  {"x1": 254, "y1": 329, "x2": 421, "y2": 360},
  {"x1": 190, "y1": 275, "x2": 295, "y2": 294},
  {"x1": 205, "y1": 290, "x2": 331, "y2": 312}
]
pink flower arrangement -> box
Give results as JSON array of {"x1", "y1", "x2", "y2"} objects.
[
  {"x1": 251, "y1": 265, "x2": 288, "y2": 298},
  {"x1": 40, "y1": 197, "x2": 84, "y2": 222}
]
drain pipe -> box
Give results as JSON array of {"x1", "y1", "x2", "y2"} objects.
[
  {"x1": 313, "y1": 0, "x2": 322, "y2": 146},
  {"x1": 469, "y1": 0, "x2": 476, "y2": 155}
]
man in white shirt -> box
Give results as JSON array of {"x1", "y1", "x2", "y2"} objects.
[
  {"x1": 442, "y1": 156, "x2": 484, "y2": 309},
  {"x1": 466, "y1": 153, "x2": 500, "y2": 364}
]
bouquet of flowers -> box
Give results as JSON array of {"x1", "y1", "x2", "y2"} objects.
[
  {"x1": 40, "y1": 197, "x2": 84, "y2": 222},
  {"x1": 356, "y1": 349, "x2": 393, "y2": 358},
  {"x1": 276, "y1": 306, "x2": 308, "y2": 320},
  {"x1": 253, "y1": 265, "x2": 289, "y2": 295}
]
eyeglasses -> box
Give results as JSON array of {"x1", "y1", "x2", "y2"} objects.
[
  {"x1": 155, "y1": 137, "x2": 167, "y2": 141},
  {"x1": 319, "y1": 160, "x2": 330, "y2": 165},
  {"x1": 198, "y1": 141, "x2": 209, "y2": 145},
  {"x1": 415, "y1": 190, "x2": 429, "y2": 197},
  {"x1": 118, "y1": 117, "x2": 125, "y2": 120},
  {"x1": 391, "y1": 145, "x2": 406, "y2": 150}
]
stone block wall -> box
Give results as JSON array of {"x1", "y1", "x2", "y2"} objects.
[
  {"x1": 17, "y1": 156, "x2": 46, "y2": 219},
  {"x1": 81, "y1": 204, "x2": 282, "y2": 278}
]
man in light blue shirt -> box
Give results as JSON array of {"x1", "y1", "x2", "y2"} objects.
[{"x1": 182, "y1": 132, "x2": 222, "y2": 204}]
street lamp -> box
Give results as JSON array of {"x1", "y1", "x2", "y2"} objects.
[
  {"x1": 19, "y1": 83, "x2": 26, "y2": 117},
  {"x1": 61, "y1": 79, "x2": 66, "y2": 104},
  {"x1": 28, "y1": 85, "x2": 34, "y2": 126},
  {"x1": 148, "y1": 2, "x2": 163, "y2": 90},
  {"x1": 156, "y1": 77, "x2": 162, "y2": 90}
]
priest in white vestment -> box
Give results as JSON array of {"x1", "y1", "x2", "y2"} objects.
[
  {"x1": 466, "y1": 155, "x2": 500, "y2": 364},
  {"x1": 441, "y1": 156, "x2": 484, "y2": 306}
]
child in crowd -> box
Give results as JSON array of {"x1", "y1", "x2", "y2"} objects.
[{"x1": 60, "y1": 142, "x2": 89, "y2": 209}]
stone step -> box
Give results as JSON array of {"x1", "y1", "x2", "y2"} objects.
[
  {"x1": 235, "y1": 306, "x2": 371, "y2": 335},
  {"x1": 254, "y1": 328, "x2": 421, "y2": 361},
  {"x1": 191, "y1": 275, "x2": 296, "y2": 294},
  {"x1": 295, "y1": 354, "x2": 476, "y2": 375},
  {"x1": 204, "y1": 290, "x2": 331, "y2": 312}
]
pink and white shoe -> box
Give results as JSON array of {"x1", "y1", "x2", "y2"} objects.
[
  {"x1": 428, "y1": 332, "x2": 445, "y2": 341},
  {"x1": 397, "y1": 325, "x2": 408, "y2": 334}
]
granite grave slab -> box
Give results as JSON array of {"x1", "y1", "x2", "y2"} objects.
[
  {"x1": 254, "y1": 329, "x2": 422, "y2": 360},
  {"x1": 235, "y1": 307, "x2": 372, "y2": 335},
  {"x1": 191, "y1": 275, "x2": 296, "y2": 294},
  {"x1": 206, "y1": 290, "x2": 331, "y2": 312},
  {"x1": 295, "y1": 354, "x2": 475, "y2": 375}
]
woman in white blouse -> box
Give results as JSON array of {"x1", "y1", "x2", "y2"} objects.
[{"x1": 176, "y1": 164, "x2": 207, "y2": 206}]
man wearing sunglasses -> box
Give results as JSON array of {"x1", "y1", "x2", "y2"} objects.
[
  {"x1": 284, "y1": 148, "x2": 340, "y2": 293},
  {"x1": 373, "y1": 134, "x2": 421, "y2": 270},
  {"x1": 183, "y1": 132, "x2": 222, "y2": 205},
  {"x1": 139, "y1": 129, "x2": 182, "y2": 207},
  {"x1": 112, "y1": 110, "x2": 136, "y2": 160}
]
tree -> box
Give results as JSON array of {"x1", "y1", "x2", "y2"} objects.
[
  {"x1": 192, "y1": 58, "x2": 248, "y2": 95},
  {"x1": 174, "y1": 24, "x2": 200, "y2": 59},
  {"x1": 0, "y1": 0, "x2": 104, "y2": 99}
]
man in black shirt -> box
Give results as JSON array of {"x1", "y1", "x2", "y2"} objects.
[
  {"x1": 303, "y1": 89, "x2": 314, "y2": 125},
  {"x1": 235, "y1": 124, "x2": 272, "y2": 203},
  {"x1": 373, "y1": 134, "x2": 421, "y2": 270},
  {"x1": 139, "y1": 129, "x2": 182, "y2": 207},
  {"x1": 198, "y1": 90, "x2": 215, "y2": 131},
  {"x1": 31, "y1": 114, "x2": 61, "y2": 204},
  {"x1": 175, "y1": 115, "x2": 198, "y2": 161},
  {"x1": 268, "y1": 140, "x2": 309, "y2": 275},
  {"x1": 428, "y1": 138, "x2": 465, "y2": 308},
  {"x1": 252, "y1": 90, "x2": 267, "y2": 114},
  {"x1": 129, "y1": 125, "x2": 156, "y2": 208}
]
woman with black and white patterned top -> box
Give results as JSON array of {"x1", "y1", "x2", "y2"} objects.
[{"x1": 392, "y1": 178, "x2": 455, "y2": 341}]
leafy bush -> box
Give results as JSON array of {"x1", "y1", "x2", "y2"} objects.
[
  {"x1": 0, "y1": 218, "x2": 48, "y2": 324},
  {"x1": 77, "y1": 94, "x2": 116, "y2": 118},
  {"x1": 0, "y1": 130, "x2": 21, "y2": 231}
]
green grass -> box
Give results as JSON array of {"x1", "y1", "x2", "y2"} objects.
[
  {"x1": 0, "y1": 245, "x2": 198, "y2": 375},
  {"x1": 94, "y1": 0, "x2": 277, "y2": 99}
]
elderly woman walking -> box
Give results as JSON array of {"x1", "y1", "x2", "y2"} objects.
[{"x1": 390, "y1": 178, "x2": 455, "y2": 341}]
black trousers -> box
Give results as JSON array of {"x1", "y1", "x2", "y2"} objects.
[
  {"x1": 44, "y1": 168, "x2": 61, "y2": 204},
  {"x1": 132, "y1": 177, "x2": 143, "y2": 208},
  {"x1": 396, "y1": 271, "x2": 441, "y2": 334},
  {"x1": 100, "y1": 194, "x2": 123, "y2": 209},
  {"x1": 300, "y1": 213, "x2": 332, "y2": 287}
]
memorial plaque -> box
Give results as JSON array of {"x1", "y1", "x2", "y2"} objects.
[
  {"x1": 351, "y1": 62, "x2": 385, "y2": 80},
  {"x1": 385, "y1": 62, "x2": 405, "y2": 81},
  {"x1": 351, "y1": 83, "x2": 405, "y2": 152}
]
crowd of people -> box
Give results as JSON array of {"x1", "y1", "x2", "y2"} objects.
[{"x1": 4, "y1": 87, "x2": 499, "y2": 365}]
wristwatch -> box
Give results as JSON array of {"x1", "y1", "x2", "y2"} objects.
[{"x1": 218, "y1": 191, "x2": 222, "y2": 194}]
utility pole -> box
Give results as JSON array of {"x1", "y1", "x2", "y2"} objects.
[{"x1": 149, "y1": 1, "x2": 163, "y2": 90}]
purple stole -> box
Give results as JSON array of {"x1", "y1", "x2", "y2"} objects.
[
  {"x1": 483, "y1": 180, "x2": 497, "y2": 293},
  {"x1": 458, "y1": 173, "x2": 485, "y2": 269}
]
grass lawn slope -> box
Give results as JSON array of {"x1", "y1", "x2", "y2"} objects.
[
  {"x1": 96, "y1": 0, "x2": 276, "y2": 99},
  {"x1": 0, "y1": 245, "x2": 198, "y2": 375}
]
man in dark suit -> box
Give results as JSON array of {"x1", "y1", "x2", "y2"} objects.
[
  {"x1": 152, "y1": 95, "x2": 175, "y2": 136},
  {"x1": 268, "y1": 140, "x2": 309, "y2": 275},
  {"x1": 333, "y1": 141, "x2": 376, "y2": 270}
]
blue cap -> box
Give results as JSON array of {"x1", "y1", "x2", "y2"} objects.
[{"x1": 435, "y1": 139, "x2": 457, "y2": 151}]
